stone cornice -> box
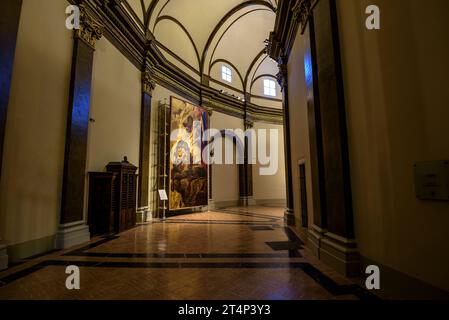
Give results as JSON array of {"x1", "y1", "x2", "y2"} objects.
[{"x1": 267, "y1": 0, "x2": 317, "y2": 63}]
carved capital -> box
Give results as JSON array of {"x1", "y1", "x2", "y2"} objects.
[
  {"x1": 142, "y1": 67, "x2": 156, "y2": 96},
  {"x1": 292, "y1": 0, "x2": 312, "y2": 34},
  {"x1": 75, "y1": 4, "x2": 104, "y2": 49},
  {"x1": 206, "y1": 107, "x2": 214, "y2": 117},
  {"x1": 200, "y1": 96, "x2": 214, "y2": 114},
  {"x1": 244, "y1": 119, "x2": 254, "y2": 130},
  {"x1": 276, "y1": 62, "x2": 288, "y2": 89}
]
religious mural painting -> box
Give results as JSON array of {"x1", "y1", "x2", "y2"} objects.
[{"x1": 169, "y1": 97, "x2": 208, "y2": 210}]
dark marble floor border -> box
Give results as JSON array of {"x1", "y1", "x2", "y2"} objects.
[
  {"x1": 0, "y1": 260, "x2": 379, "y2": 300},
  {"x1": 63, "y1": 236, "x2": 120, "y2": 256}
]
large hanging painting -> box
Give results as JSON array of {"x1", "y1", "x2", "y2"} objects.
[{"x1": 169, "y1": 97, "x2": 208, "y2": 210}]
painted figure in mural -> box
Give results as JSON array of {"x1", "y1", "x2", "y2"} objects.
[{"x1": 169, "y1": 97, "x2": 208, "y2": 210}]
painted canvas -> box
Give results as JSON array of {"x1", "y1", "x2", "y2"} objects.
[{"x1": 169, "y1": 97, "x2": 208, "y2": 210}]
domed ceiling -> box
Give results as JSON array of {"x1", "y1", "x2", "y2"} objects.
[{"x1": 121, "y1": 0, "x2": 280, "y2": 98}]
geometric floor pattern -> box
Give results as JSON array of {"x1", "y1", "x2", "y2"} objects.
[{"x1": 0, "y1": 206, "x2": 379, "y2": 300}]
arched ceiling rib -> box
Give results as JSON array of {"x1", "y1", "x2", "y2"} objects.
[{"x1": 125, "y1": 0, "x2": 278, "y2": 94}]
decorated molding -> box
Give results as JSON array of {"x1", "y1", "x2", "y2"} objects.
[
  {"x1": 276, "y1": 62, "x2": 288, "y2": 89},
  {"x1": 206, "y1": 107, "x2": 214, "y2": 117},
  {"x1": 292, "y1": 0, "x2": 313, "y2": 35},
  {"x1": 267, "y1": 0, "x2": 319, "y2": 62},
  {"x1": 75, "y1": 4, "x2": 105, "y2": 49},
  {"x1": 142, "y1": 67, "x2": 156, "y2": 96},
  {"x1": 244, "y1": 119, "x2": 255, "y2": 130},
  {"x1": 246, "y1": 103, "x2": 283, "y2": 124}
]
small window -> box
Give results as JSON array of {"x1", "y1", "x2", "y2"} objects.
[
  {"x1": 221, "y1": 65, "x2": 232, "y2": 83},
  {"x1": 263, "y1": 79, "x2": 277, "y2": 97}
]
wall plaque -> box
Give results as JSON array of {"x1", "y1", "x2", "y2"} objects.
[{"x1": 414, "y1": 160, "x2": 449, "y2": 201}]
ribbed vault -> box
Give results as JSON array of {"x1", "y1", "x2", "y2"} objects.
[{"x1": 123, "y1": 0, "x2": 280, "y2": 96}]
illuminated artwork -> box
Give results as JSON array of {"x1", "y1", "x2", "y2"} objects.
[{"x1": 169, "y1": 97, "x2": 208, "y2": 210}]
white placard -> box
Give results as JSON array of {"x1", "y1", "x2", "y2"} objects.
[{"x1": 158, "y1": 190, "x2": 168, "y2": 201}]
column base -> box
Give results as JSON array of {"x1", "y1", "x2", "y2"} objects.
[
  {"x1": 0, "y1": 243, "x2": 8, "y2": 271},
  {"x1": 239, "y1": 196, "x2": 256, "y2": 206},
  {"x1": 137, "y1": 207, "x2": 152, "y2": 223},
  {"x1": 306, "y1": 226, "x2": 359, "y2": 277},
  {"x1": 284, "y1": 208, "x2": 296, "y2": 226},
  {"x1": 55, "y1": 221, "x2": 90, "y2": 249},
  {"x1": 307, "y1": 224, "x2": 326, "y2": 257},
  {"x1": 208, "y1": 199, "x2": 216, "y2": 211},
  {"x1": 320, "y1": 232, "x2": 359, "y2": 277}
]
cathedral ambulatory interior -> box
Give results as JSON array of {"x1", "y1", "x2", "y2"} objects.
[{"x1": 0, "y1": 0, "x2": 449, "y2": 305}]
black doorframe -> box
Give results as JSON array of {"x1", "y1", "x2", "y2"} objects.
[{"x1": 298, "y1": 160, "x2": 309, "y2": 228}]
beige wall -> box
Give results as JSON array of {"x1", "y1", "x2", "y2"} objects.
[
  {"x1": 87, "y1": 37, "x2": 141, "y2": 172},
  {"x1": 252, "y1": 122, "x2": 286, "y2": 204},
  {"x1": 336, "y1": 0, "x2": 449, "y2": 291},
  {"x1": 287, "y1": 0, "x2": 449, "y2": 293},
  {"x1": 85, "y1": 37, "x2": 141, "y2": 218},
  {"x1": 0, "y1": 0, "x2": 72, "y2": 253},
  {"x1": 210, "y1": 112, "x2": 242, "y2": 205}
]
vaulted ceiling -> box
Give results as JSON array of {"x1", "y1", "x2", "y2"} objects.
[{"x1": 122, "y1": 0, "x2": 279, "y2": 95}]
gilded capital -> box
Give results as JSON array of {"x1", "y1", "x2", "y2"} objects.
[
  {"x1": 142, "y1": 68, "x2": 156, "y2": 96},
  {"x1": 75, "y1": 4, "x2": 104, "y2": 49}
]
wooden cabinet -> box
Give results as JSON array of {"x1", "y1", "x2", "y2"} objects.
[
  {"x1": 88, "y1": 157, "x2": 138, "y2": 235},
  {"x1": 106, "y1": 157, "x2": 138, "y2": 233},
  {"x1": 87, "y1": 172, "x2": 117, "y2": 236}
]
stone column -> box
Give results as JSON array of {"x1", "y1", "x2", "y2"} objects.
[
  {"x1": 0, "y1": 0, "x2": 23, "y2": 270},
  {"x1": 56, "y1": 4, "x2": 104, "y2": 249},
  {"x1": 205, "y1": 106, "x2": 215, "y2": 210},
  {"x1": 137, "y1": 66, "x2": 156, "y2": 222},
  {"x1": 239, "y1": 118, "x2": 256, "y2": 206},
  {"x1": 301, "y1": 8, "x2": 329, "y2": 258},
  {"x1": 307, "y1": 0, "x2": 358, "y2": 276},
  {"x1": 277, "y1": 59, "x2": 295, "y2": 226}
]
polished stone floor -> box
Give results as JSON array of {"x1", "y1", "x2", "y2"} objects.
[{"x1": 0, "y1": 206, "x2": 378, "y2": 300}]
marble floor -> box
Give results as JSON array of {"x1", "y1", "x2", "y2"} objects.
[{"x1": 0, "y1": 206, "x2": 379, "y2": 300}]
